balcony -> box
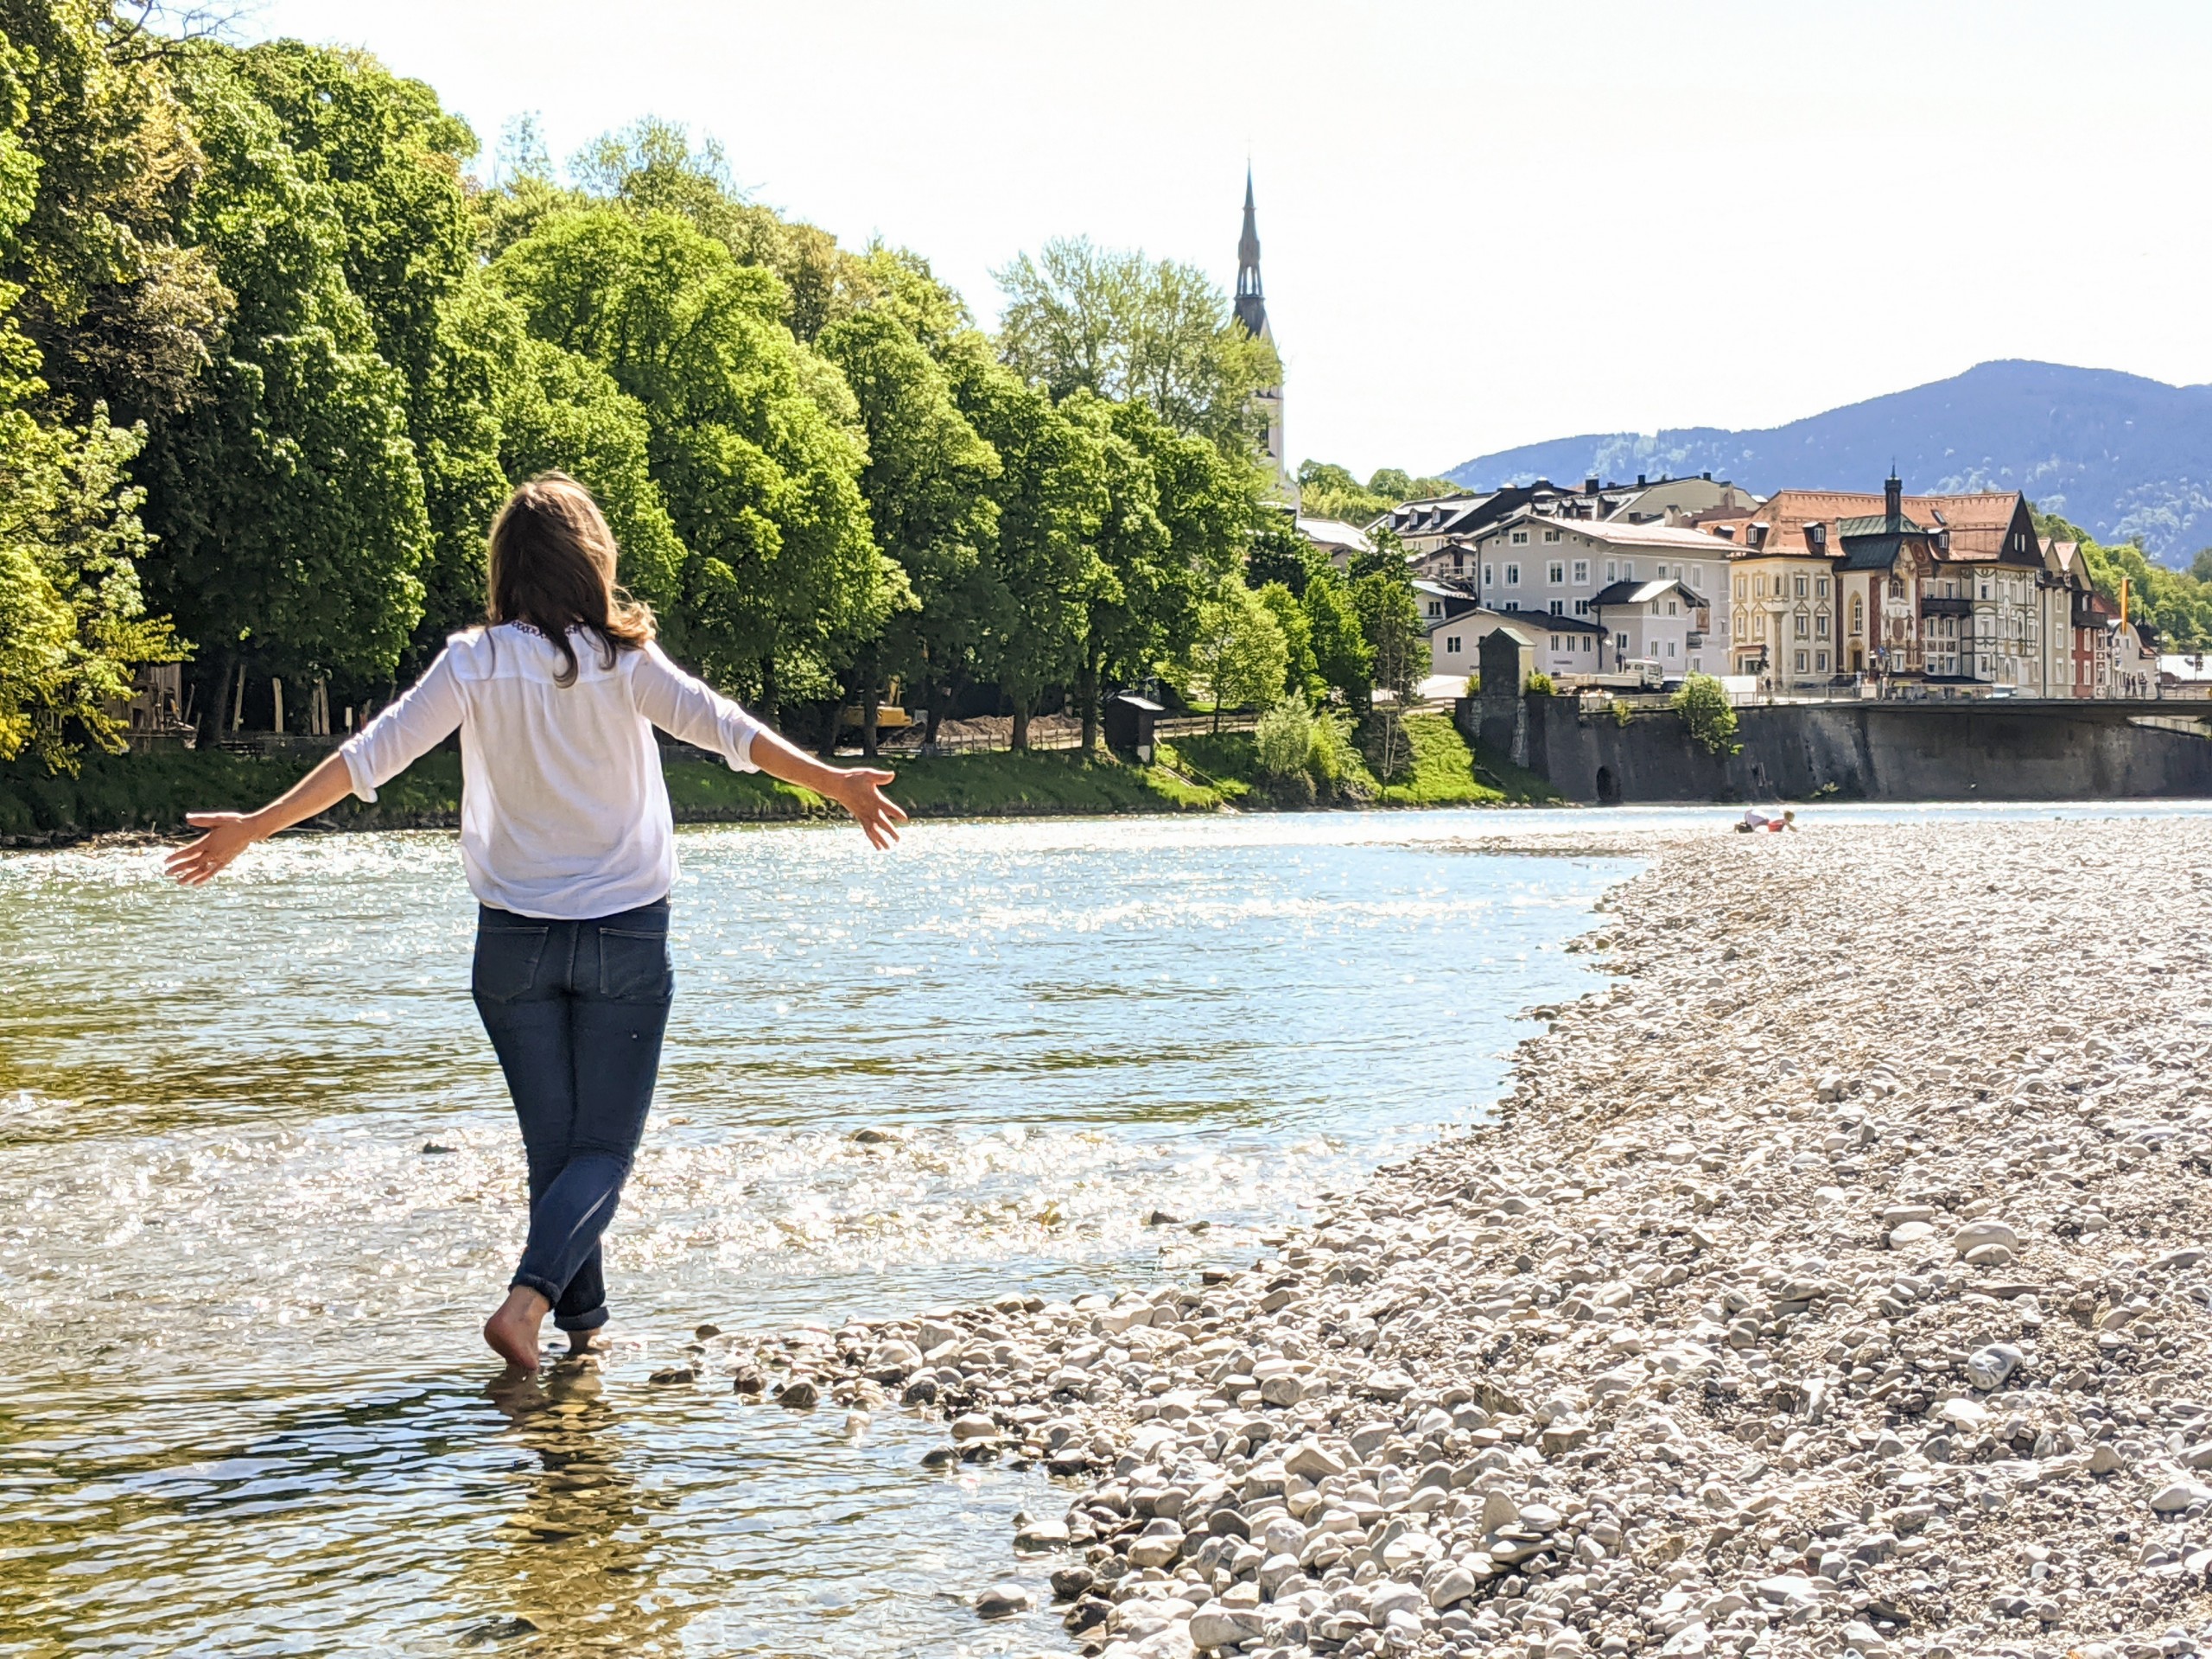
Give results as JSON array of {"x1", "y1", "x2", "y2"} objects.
[{"x1": 1921, "y1": 594, "x2": 1972, "y2": 618}]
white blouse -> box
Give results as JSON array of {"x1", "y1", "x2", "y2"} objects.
[{"x1": 338, "y1": 624, "x2": 765, "y2": 919}]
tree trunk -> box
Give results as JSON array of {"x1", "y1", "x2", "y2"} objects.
[
  {"x1": 203, "y1": 657, "x2": 235, "y2": 748},
  {"x1": 1212, "y1": 688, "x2": 1222, "y2": 735},
  {"x1": 1078, "y1": 643, "x2": 1101, "y2": 758},
  {"x1": 757, "y1": 655, "x2": 780, "y2": 732},
  {"x1": 1010, "y1": 699, "x2": 1031, "y2": 753},
  {"x1": 231, "y1": 664, "x2": 247, "y2": 733},
  {"x1": 860, "y1": 648, "x2": 880, "y2": 760}
]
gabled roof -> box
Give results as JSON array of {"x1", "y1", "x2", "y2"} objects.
[
  {"x1": 1748, "y1": 487, "x2": 2034, "y2": 564},
  {"x1": 1475, "y1": 512, "x2": 1741, "y2": 554},
  {"x1": 1592, "y1": 577, "x2": 1705, "y2": 607},
  {"x1": 1295, "y1": 515, "x2": 1374, "y2": 555}
]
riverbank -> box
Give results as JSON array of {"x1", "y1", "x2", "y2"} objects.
[
  {"x1": 785, "y1": 815, "x2": 2212, "y2": 1657},
  {"x1": 0, "y1": 714, "x2": 1555, "y2": 843}
]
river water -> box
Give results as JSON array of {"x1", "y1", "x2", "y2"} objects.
[{"x1": 0, "y1": 812, "x2": 1634, "y2": 1657}]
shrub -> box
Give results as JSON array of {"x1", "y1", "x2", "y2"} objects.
[
  {"x1": 1308, "y1": 702, "x2": 1357, "y2": 789},
  {"x1": 1254, "y1": 697, "x2": 1317, "y2": 778},
  {"x1": 1525, "y1": 671, "x2": 1554, "y2": 696},
  {"x1": 1671, "y1": 671, "x2": 1742, "y2": 755}
]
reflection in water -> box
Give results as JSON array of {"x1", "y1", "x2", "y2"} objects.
[
  {"x1": 469, "y1": 1365, "x2": 674, "y2": 1656},
  {"x1": 0, "y1": 812, "x2": 1630, "y2": 1655}
]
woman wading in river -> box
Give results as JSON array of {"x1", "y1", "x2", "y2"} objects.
[{"x1": 164, "y1": 473, "x2": 904, "y2": 1374}]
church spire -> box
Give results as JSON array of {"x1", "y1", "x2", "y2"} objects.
[{"x1": 1234, "y1": 166, "x2": 1268, "y2": 340}]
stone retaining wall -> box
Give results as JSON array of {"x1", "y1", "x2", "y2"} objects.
[{"x1": 1458, "y1": 695, "x2": 2212, "y2": 804}]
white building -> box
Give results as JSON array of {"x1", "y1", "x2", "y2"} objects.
[{"x1": 1462, "y1": 512, "x2": 1737, "y2": 675}]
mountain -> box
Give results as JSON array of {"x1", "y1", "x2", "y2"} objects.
[{"x1": 1442, "y1": 360, "x2": 2212, "y2": 563}]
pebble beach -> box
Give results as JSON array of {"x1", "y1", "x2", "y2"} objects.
[{"x1": 719, "y1": 814, "x2": 2212, "y2": 1659}]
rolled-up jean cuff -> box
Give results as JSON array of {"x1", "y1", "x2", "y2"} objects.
[
  {"x1": 554, "y1": 1306, "x2": 610, "y2": 1333},
  {"x1": 510, "y1": 1271, "x2": 567, "y2": 1310}
]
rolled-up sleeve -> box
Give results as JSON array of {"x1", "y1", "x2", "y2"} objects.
[
  {"x1": 628, "y1": 641, "x2": 764, "y2": 772},
  {"x1": 338, "y1": 648, "x2": 464, "y2": 802}
]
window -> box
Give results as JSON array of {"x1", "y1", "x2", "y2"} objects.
[
  {"x1": 1548, "y1": 599, "x2": 1564, "y2": 615},
  {"x1": 1794, "y1": 575, "x2": 1807, "y2": 598},
  {"x1": 1621, "y1": 562, "x2": 1635, "y2": 581},
  {"x1": 1734, "y1": 576, "x2": 1746, "y2": 601},
  {"x1": 1815, "y1": 578, "x2": 1828, "y2": 599},
  {"x1": 1452, "y1": 552, "x2": 1465, "y2": 572},
  {"x1": 1980, "y1": 582, "x2": 1991, "y2": 600},
  {"x1": 1573, "y1": 599, "x2": 1592, "y2": 615},
  {"x1": 1505, "y1": 563, "x2": 1521, "y2": 586},
  {"x1": 1816, "y1": 651, "x2": 1829, "y2": 671},
  {"x1": 1510, "y1": 530, "x2": 1529, "y2": 545},
  {"x1": 1426, "y1": 601, "x2": 1442, "y2": 617},
  {"x1": 1605, "y1": 561, "x2": 1618, "y2": 582},
  {"x1": 1666, "y1": 640, "x2": 1677, "y2": 658},
  {"x1": 1550, "y1": 635, "x2": 1561, "y2": 651},
  {"x1": 1581, "y1": 635, "x2": 1592, "y2": 652},
  {"x1": 1795, "y1": 613, "x2": 1808, "y2": 639},
  {"x1": 1689, "y1": 563, "x2": 1705, "y2": 591},
  {"x1": 1615, "y1": 632, "x2": 1628, "y2": 652},
  {"x1": 1667, "y1": 600, "x2": 1679, "y2": 616},
  {"x1": 1851, "y1": 595, "x2": 1864, "y2": 634},
  {"x1": 1548, "y1": 563, "x2": 1565, "y2": 584},
  {"x1": 1815, "y1": 611, "x2": 1829, "y2": 636},
  {"x1": 1573, "y1": 561, "x2": 1589, "y2": 584},
  {"x1": 1795, "y1": 650, "x2": 1808, "y2": 672},
  {"x1": 1445, "y1": 635, "x2": 1462, "y2": 654},
  {"x1": 1543, "y1": 528, "x2": 1561, "y2": 543}
]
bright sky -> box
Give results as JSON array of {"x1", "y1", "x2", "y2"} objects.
[{"x1": 242, "y1": 0, "x2": 2212, "y2": 480}]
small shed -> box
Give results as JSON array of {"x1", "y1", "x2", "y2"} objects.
[{"x1": 1103, "y1": 693, "x2": 1165, "y2": 761}]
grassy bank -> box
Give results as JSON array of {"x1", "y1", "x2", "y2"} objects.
[
  {"x1": 1164, "y1": 711, "x2": 1556, "y2": 808},
  {"x1": 0, "y1": 713, "x2": 1553, "y2": 843},
  {"x1": 0, "y1": 744, "x2": 1225, "y2": 842}
]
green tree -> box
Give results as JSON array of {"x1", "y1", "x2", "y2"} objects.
[
  {"x1": 1176, "y1": 572, "x2": 1287, "y2": 732},
  {"x1": 1061, "y1": 390, "x2": 1167, "y2": 754},
  {"x1": 945, "y1": 337, "x2": 1105, "y2": 751},
  {"x1": 138, "y1": 48, "x2": 429, "y2": 735},
  {"x1": 995, "y1": 236, "x2": 1281, "y2": 461},
  {"x1": 1301, "y1": 564, "x2": 1372, "y2": 712},
  {"x1": 1672, "y1": 671, "x2": 1740, "y2": 755},
  {"x1": 1352, "y1": 567, "x2": 1425, "y2": 778},
  {"x1": 1295, "y1": 461, "x2": 1462, "y2": 527},
  {"x1": 490, "y1": 204, "x2": 893, "y2": 717},
  {"x1": 817, "y1": 308, "x2": 1000, "y2": 753},
  {"x1": 1246, "y1": 512, "x2": 1312, "y2": 594},
  {"x1": 230, "y1": 41, "x2": 503, "y2": 667},
  {"x1": 1254, "y1": 578, "x2": 1318, "y2": 700},
  {"x1": 2037, "y1": 508, "x2": 2212, "y2": 648},
  {"x1": 0, "y1": 9, "x2": 184, "y2": 766}
]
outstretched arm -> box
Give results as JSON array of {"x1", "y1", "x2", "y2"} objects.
[
  {"x1": 746, "y1": 724, "x2": 906, "y2": 850},
  {"x1": 163, "y1": 751, "x2": 357, "y2": 886},
  {"x1": 167, "y1": 648, "x2": 463, "y2": 887},
  {"x1": 630, "y1": 642, "x2": 906, "y2": 849}
]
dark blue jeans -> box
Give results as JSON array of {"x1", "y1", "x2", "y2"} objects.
[{"x1": 472, "y1": 899, "x2": 673, "y2": 1332}]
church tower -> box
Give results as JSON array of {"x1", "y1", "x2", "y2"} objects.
[{"x1": 1234, "y1": 168, "x2": 1288, "y2": 496}]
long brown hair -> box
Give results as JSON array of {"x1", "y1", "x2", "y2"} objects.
[{"x1": 485, "y1": 473, "x2": 655, "y2": 686}]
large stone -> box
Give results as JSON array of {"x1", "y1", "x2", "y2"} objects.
[{"x1": 1951, "y1": 1219, "x2": 2020, "y2": 1258}]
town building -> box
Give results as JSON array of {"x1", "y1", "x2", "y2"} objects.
[
  {"x1": 1591, "y1": 577, "x2": 1710, "y2": 675},
  {"x1": 1457, "y1": 511, "x2": 1737, "y2": 676},
  {"x1": 1703, "y1": 477, "x2": 2052, "y2": 696},
  {"x1": 1423, "y1": 604, "x2": 1605, "y2": 688},
  {"x1": 1382, "y1": 474, "x2": 1756, "y2": 567},
  {"x1": 1719, "y1": 524, "x2": 1840, "y2": 690}
]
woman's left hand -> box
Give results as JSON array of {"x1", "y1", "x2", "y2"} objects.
[
  {"x1": 830, "y1": 768, "x2": 906, "y2": 849},
  {"x1": 163, "y1": 810, "x2": 266, "y2": 886}
]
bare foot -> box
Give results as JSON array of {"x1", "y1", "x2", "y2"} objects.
[
  {"x1": 567, "y1": 1328, "x2": 609, "y2": 1357},
  {"x1": 484, "y1": 1286, "x2": 553, "y2": 1373}
]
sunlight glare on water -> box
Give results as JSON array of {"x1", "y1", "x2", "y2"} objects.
[{"x1": 0, "y1": 811, "x2": 1629, "y2": 1656}]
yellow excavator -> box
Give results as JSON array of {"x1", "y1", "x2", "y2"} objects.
[{"x1": 836, "y1": 679, "x2": 914, "y2": 737}]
